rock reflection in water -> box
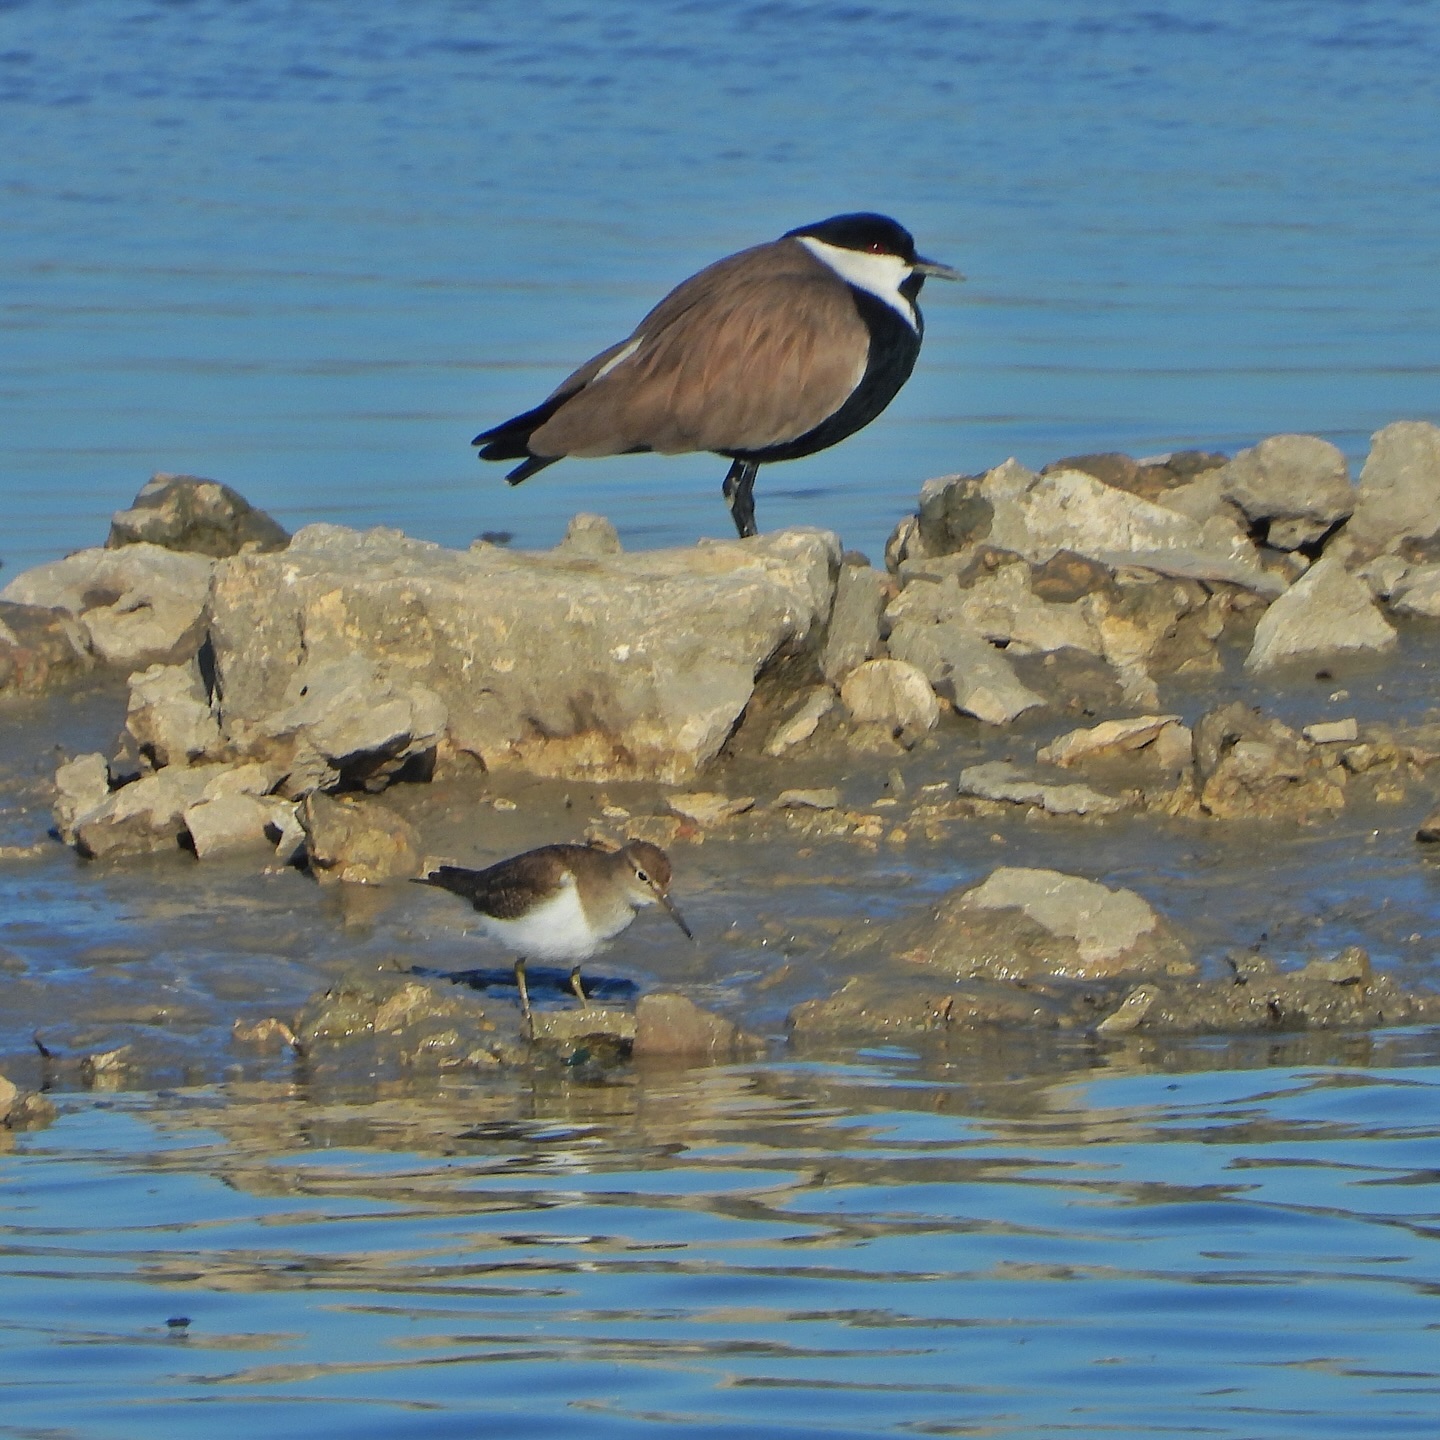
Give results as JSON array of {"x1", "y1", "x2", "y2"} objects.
[{"x1": 3, "y1": 1045, "x2": 1440, "y2": 1437}]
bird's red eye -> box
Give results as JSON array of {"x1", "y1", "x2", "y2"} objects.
[{"x1": 867, "y1": 241, "x2": 886, "y2": 254}]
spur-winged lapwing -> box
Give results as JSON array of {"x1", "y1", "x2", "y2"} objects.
[
  {"x1": 473, "y1": 213, "x2": 962, "y2": 538},
  {"x1": 413, "y1": 840, "x2": 692, "y2": 1020}
]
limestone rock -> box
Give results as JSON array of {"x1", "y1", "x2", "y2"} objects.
[
  {"x1": 839, "y1": 658, "x2": 940, "y2": 735},
  {"x1": 773, "y1": 787, "x2": 840, "y2": 810},
  {"x1": 72, "y1": 763, "x2": 238, "y2": 859},
  {"x1": 819, "y1": 562, "x2": 886, "y2": 683},
  {"x1": 1, "y1": 543, "x2": 214, "y2": 671},
  {"x1": 1302, "y1": 719, "x2": 1359, "y2": 745},
  {"x1": 301, "y1": 792, "x2": 421, "y2": 884},
  {"x1": 250, "y1": 654, "x2": 447, "y2": 796},
  {"x1": 763, "y1": 685, "x2": 836, "y2": 756},
  {"x1": 52, "y1": 753, "x2": 112, "y2": 845},
  {"x1": 912, "y1": 460, "x2": 1276, "y2": 592},
  {"x1": 1349, "y1": 421, "x2": 1440, "y2": 553},
  {"x1": 1388, "y1": 562, "x2": 1440, "y2": 618},
  {"x1": 1245, "y1": 553, "x2": 1396, "y2": 671},
  {"x1": 183, "y1": 793, "x2": 296, "y2": 859},
  {"x1": 107, "y1": 473, "x2": 289, "y2": 557},
  {"x1": 893, "y1": 866, "x2": 1193, "y2": 982},
  {"x1": 1038, "y1": 715, "x2": 1189, "y2": 768},
  {"x1": 1193, "y1": 702, "x2": 1345, "y2": 821},
  {"x1": 0, "y1": 601, "x2": 88, "y2": 695},
  {"x1": 667, "y1": 792, "x2": 755, "y2": 826},
  {"x1": 957, "y1": 761, "x2": 1128, "y2": 816},
  {"x1": 206, "y1": 523, "x2": 840, "y2": 784},
  {"x1": 554, "y1": 512, "x2": 622, "y2": 557},
  {"x1": 1216, "y1": 434, "x2": 1353, "y2": 549},
  {"x1": 125, "y1": 661, "x2": 221, "y2": 767},
  {"x1": 886, "y1": 620, "x2": 1044, "y2": 726},
  {"x1": 634, "y1": 993, "x2": 753, "y2": 1061}
]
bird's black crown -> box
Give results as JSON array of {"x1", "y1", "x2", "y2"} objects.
[{"x1": 783, "y1": 212, "x2": 917, "y2": 263}]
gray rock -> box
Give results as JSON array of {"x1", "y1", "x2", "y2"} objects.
[
  {"x1": 53, "y1": 753, "x2": 112, "y2": 844},
  {"x1": 1095, "y1": 983, "x2": 1160, "y2": 1035},
  {"x1": 1349, "y1": 421, "x2": 1440, "y2": 553},
  {"x1": 302, "y1": 792, "x2": 421, "y2": 884},
  {"x1": 888, "y1": 563, "x2": 1102, "y2": 655},
  {"x1": 554, "y1": 512, "x2": 622, "y2": 557},
  {"x1": 71, "y1": 763, "x2": 237, "y2": 859},
  {"x1": 891, "y1": 865, "x2": 1193, "y2": 982},
  {"x1": 0, "y1": 602, "x2": 89, "y2": 695},
  {"x1": 207, "y1": 523, "x2": 839, "y2": 785},
  {"x1": 1216, "y1": 434, "x2": 1353, "y2": 549},
  {"x1": 887, "y1": 619, "x2": 1045, "y2": 726},
  {"x1": 1, "y1": 543, "x2": 214, "y2": 671},
  {"x1": 1388, "y1": 562, "x2": 1440, "y2": 618},
  {"x1": 957, "y1": 760, "x2": 1128, "y2": 816},
  {"x1": 1193, "y1": 703, "x2": 1345, "y2": 822},
  {"x1": 838, "y1": 658, "x2": 940, "y2": 734},
  {"x1": 773, "y1": 787, "x2": 841, "y2": 810},
  {"x1": 763, "y1": 685, "x2": 836, "y2": 756},
  {"x1": 820, "y1": 562, "x2": 886, "y2": 683},
  {"x1": 253, "y1": 654, "x2": 447, "y2": 796},
  {"x1": 1245, "y1": 553, "x2": 1396, "y2": 671},
  {"x1": 107, "y1": 473, "x2": 289, "y2": 557},
  {"x1": 183, "y1": 793, "x2": 295, "y2": 859},
  {"x1": 125, "y1": 661, "x2": 221, "y2": 767}
]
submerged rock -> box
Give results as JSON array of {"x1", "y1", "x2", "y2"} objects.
[{"x1": 956, "y1": 761, "x2": 1128, "y2": 817}]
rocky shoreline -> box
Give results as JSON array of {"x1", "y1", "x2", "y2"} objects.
[{"x1": 5, "y1": 425, "x2": 1440, "y2": 1109}]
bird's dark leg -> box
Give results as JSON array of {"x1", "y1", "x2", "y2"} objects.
[
  {"x1": 569, "y1": 965, "x2": 592, "y2": 1008},
  {"x1": 513, "y1": 957, "x2": 532, "y2": 1022},
  {"x1": 722, "y1": 459, "x2": 759, "y2": 539}
]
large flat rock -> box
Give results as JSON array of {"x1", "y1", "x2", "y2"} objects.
[{"x1": 207, "y1": 523, "x2": 841, "y2": 784}]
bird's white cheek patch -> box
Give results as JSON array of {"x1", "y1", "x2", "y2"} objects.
[{"x1": 796, "y1": 238, "x2": 919, "y2": 331}]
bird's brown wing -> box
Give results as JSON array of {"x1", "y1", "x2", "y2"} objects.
[
  {"x1": 416, "y1": 848, "x2": 582, "y2": 920},
  {"x1": 528, "y1": 240, "x2": 871, "y2": 459}
]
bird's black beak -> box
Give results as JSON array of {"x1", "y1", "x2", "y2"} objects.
[
  {"x1": 912, "y1": 255, "x2": 965, "y2": 281},
  {"x1": 656, "y1": 889, "x2": 695, "y2": 942}
]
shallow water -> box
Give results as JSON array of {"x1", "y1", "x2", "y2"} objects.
[
  {"x1": 5, "y1": 2, "x2": 1440, "y2": 1433},
  {"x1": 4, "y1": 1054, "x2": 1440, "y2": 1439},
  {"x1": 3, "y1": 0, "x2": 1440, "y2": 569}
]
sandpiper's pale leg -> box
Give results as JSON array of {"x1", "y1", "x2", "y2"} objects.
[
  {"x1": 568, "y1": 964, "x2": 593, "y2": 1008},
  {"x1": 513, "y1": 957, "x2": 532, "y2": 1020}
]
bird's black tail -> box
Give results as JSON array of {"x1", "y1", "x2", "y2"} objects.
[
  {"x1": 473, "y1": 398, "x2": 566, "y2": 484},
  {"x1": 412, "y1": 867, "x2": 485, "y2": 903}
]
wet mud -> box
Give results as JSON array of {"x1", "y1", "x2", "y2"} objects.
[{"x1": 4, "y1": 621, "x2": 1440, "y2": 1110}]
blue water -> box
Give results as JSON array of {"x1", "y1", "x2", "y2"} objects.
[
  {"x1": 3, "y1": 0, "x2": 1439, "y2": 571},
  {"x1": 4, "y1": 1058, "x2": 1440, "y2": 1439}
]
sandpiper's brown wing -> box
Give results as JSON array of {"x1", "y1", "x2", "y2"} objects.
[
  {"x1": 526, "y1": 239, "x2": 871, "y2": 460},
  {"x1": 415, "y1": 846, "x2": 587, "y2": 920}
]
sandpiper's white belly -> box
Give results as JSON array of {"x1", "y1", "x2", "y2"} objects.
[{"x1": 475, "y1": 877, "x2": 615, "y2": 962}]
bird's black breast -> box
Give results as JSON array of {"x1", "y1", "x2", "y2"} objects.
[{"x1": 728, "y1": 287, "x2": 923, "y2": 465}]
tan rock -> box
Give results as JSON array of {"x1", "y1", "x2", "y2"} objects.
[{"x1": 839, "y1": 658, "x2": 940, "y2": 734}]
